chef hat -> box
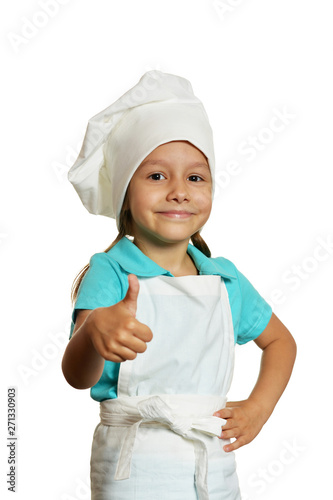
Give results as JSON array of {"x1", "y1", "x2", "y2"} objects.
[{"x1": 67, "y1": 70, "x2": 215, "y2": 230}]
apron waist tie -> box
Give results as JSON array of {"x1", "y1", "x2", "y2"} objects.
[{"x1": 99, "y1": 394, "x2": 227, "y2": 500}]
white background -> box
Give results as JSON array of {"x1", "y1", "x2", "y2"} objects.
[{"x1": 1, "y1": 1, "x2": 332, "y2": 498}]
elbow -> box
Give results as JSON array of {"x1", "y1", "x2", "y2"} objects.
[
  {"x1": 61, "y1": 355, "x2": 101, "y2": 390},
  {"x1": 61, "y1": 356, "x2": 89, "y2": 390},
  {"x1": 291, "y1": 335, "x2": 297, "y2": 362},
  {"x1": 279, "y1": 317, "x2": 297, "y2": 364},
  {"x1": 285, "y1": 330, "x2": 297, "y2": 369},
  {"x1": 286, "y1": 325, "x2": 297, "y2": 354}
]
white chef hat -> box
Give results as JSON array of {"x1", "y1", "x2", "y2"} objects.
[{"x1": 67, "y1": 70, "x2": 215, "y2": 230}]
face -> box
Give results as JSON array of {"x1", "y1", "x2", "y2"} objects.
[{"x1": 126, "y1": 140, "x2": 213, "y2": 247}]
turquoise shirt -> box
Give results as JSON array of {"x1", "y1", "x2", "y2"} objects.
[{"x1": 69, "y1": 236, "x2": 272, "y2": 402}]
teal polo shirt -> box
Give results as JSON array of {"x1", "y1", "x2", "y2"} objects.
[{"x1": 69, "y1": 236, "x2": 272, "y2": 401}]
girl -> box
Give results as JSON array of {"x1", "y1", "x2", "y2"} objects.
[{"x1": 62, "y1": 70, "x2": 296, "y2": 500}]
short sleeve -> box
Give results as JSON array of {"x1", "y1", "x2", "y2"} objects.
[
  {"x1": 68, "y1": 253, "x2": 123, "y2": 340},
  {"x1": 234, "y1": 267, "x2": 272, "y2": 345}
]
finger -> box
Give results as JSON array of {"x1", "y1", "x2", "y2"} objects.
[
  {"x1": 214, "y1": 408, "x2": 233, "y2": 419},
  {"x1": 225, "y1": 401, "x2": 243, "y2": 408},
  {"x1": 221, "y1": 418, "x2": 236, "y2": 430},
  {"x1": 221, "y1": 427, "x2": 241, "y2": 439},
  {"x1": 123, "y1": 274, "x2": 140, "y2": 317},
  {"x1": 223, "y1": 437, "x2": 246, "y2": 453},
  {"x1": 129, "y1": 321, "x2": 153, "y2": 343},
  {"x1": 91, "y1": 338, "x2": 137, "y2": 363},
  {"x1": 103, "y1": 352, "x2": 129, "y2": 363},
  {"x1": 104, "y1": 345, "x2": 139, "y2": 362},
  {"x1": 119, "y1": 334, "x2": 150, "y2": 354}
]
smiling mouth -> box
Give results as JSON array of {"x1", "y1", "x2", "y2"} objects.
[{"x1": 157, "y1": 211, "x2": 193, "y2": 219}]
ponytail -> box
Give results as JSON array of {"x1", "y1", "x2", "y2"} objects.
[{"x1": 190, "y1": 231, "x2": 211, "y2": 258}]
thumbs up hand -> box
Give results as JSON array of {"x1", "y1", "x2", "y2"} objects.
[
  {"x1": 86, "y1": 274, "x2": 153, "y2": 363},
  {"x1": 122, "y1": 273, "x2": 140, "y2": 317}
]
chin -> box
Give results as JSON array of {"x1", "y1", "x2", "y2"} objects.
[{"x1": 155, "y1": 233, "x2": 195, "y2": 245}]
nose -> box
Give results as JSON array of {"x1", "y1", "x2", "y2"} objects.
[{"x1": 166, "y1": 177, "x2": 190, "y2": 203}]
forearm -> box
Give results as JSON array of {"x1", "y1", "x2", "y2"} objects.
[
  {"x1": 219, "y1": 314, "x2": 297, "y2": 452},
  {"x1": 247, "y1": 335, "x2": 297, "y2": 420},
  {"x1": 62, "y1": 312, "x2": 105, "y2": 390}
]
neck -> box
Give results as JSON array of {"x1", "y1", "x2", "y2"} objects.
[{"x1": 132, "y1": 237, "x2": 198, "y2": 276}]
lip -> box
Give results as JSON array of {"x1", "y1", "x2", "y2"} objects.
[{"x1": 157, "y1": 211, "x2": 193, "y2": 219}]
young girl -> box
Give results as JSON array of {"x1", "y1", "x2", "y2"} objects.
[{"x1": 62, "y1": 70, "x2": 296, "y2": 500}]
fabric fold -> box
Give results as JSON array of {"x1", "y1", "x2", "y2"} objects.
[{"x1": 99, "y1": 394, "x2": 227, "y2": 500}]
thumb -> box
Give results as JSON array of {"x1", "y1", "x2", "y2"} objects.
[{"x1": 122, "y1": 274, "x2": 140, "y2": 317}]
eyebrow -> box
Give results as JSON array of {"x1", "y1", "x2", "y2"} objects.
[{"x1": 139, "y1": 159, "x2": 210, "y2": 169}]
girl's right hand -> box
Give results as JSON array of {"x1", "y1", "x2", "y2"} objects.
[{"x1": 85, "y1": 274, "x2": 153, "y2": 363}]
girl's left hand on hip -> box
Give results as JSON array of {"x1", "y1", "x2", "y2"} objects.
[{"x1": 213, "y1": 400, "x2": 268, "y2": 452}]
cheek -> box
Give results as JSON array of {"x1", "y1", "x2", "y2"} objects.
[
  {"x1": 197, "y1": 190, "x2": 212, "y2": 211},
  {"x1": 129, "y1": 193, "x2": 152, "y2": 222},
  {"x1": 128, "y1": 183, "x2": 144, "y2": 214}
]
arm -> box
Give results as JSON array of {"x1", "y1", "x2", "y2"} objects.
[
  {"x1": 61, "y1": 309, "x2": 106, "y2": 390},
  {"x1": 214, "y1": 312, "x2": 297, "y2": 452},
  {"x1": 61, "y1": 274, "x2": 153, "y2": 390}
]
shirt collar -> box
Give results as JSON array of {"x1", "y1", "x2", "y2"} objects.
[{"x1": 107, "y1": 236, "x2": 236, "y2": 279}]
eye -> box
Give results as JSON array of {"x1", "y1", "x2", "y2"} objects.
[
  {"x1": 188, "y1": 175, "x2": 203, "y2": 182},
  {"x1": 148, "y1": 173, "x2": 166, "y2": 181}
]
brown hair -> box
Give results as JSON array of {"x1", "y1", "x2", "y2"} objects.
[{"x1": 70, "y1": 190, "x2": 211, "y2": 306}]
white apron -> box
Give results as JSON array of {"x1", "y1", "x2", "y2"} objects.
[{"x1": 90, "y1": 275, "x2": 241, "y2": 499}]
